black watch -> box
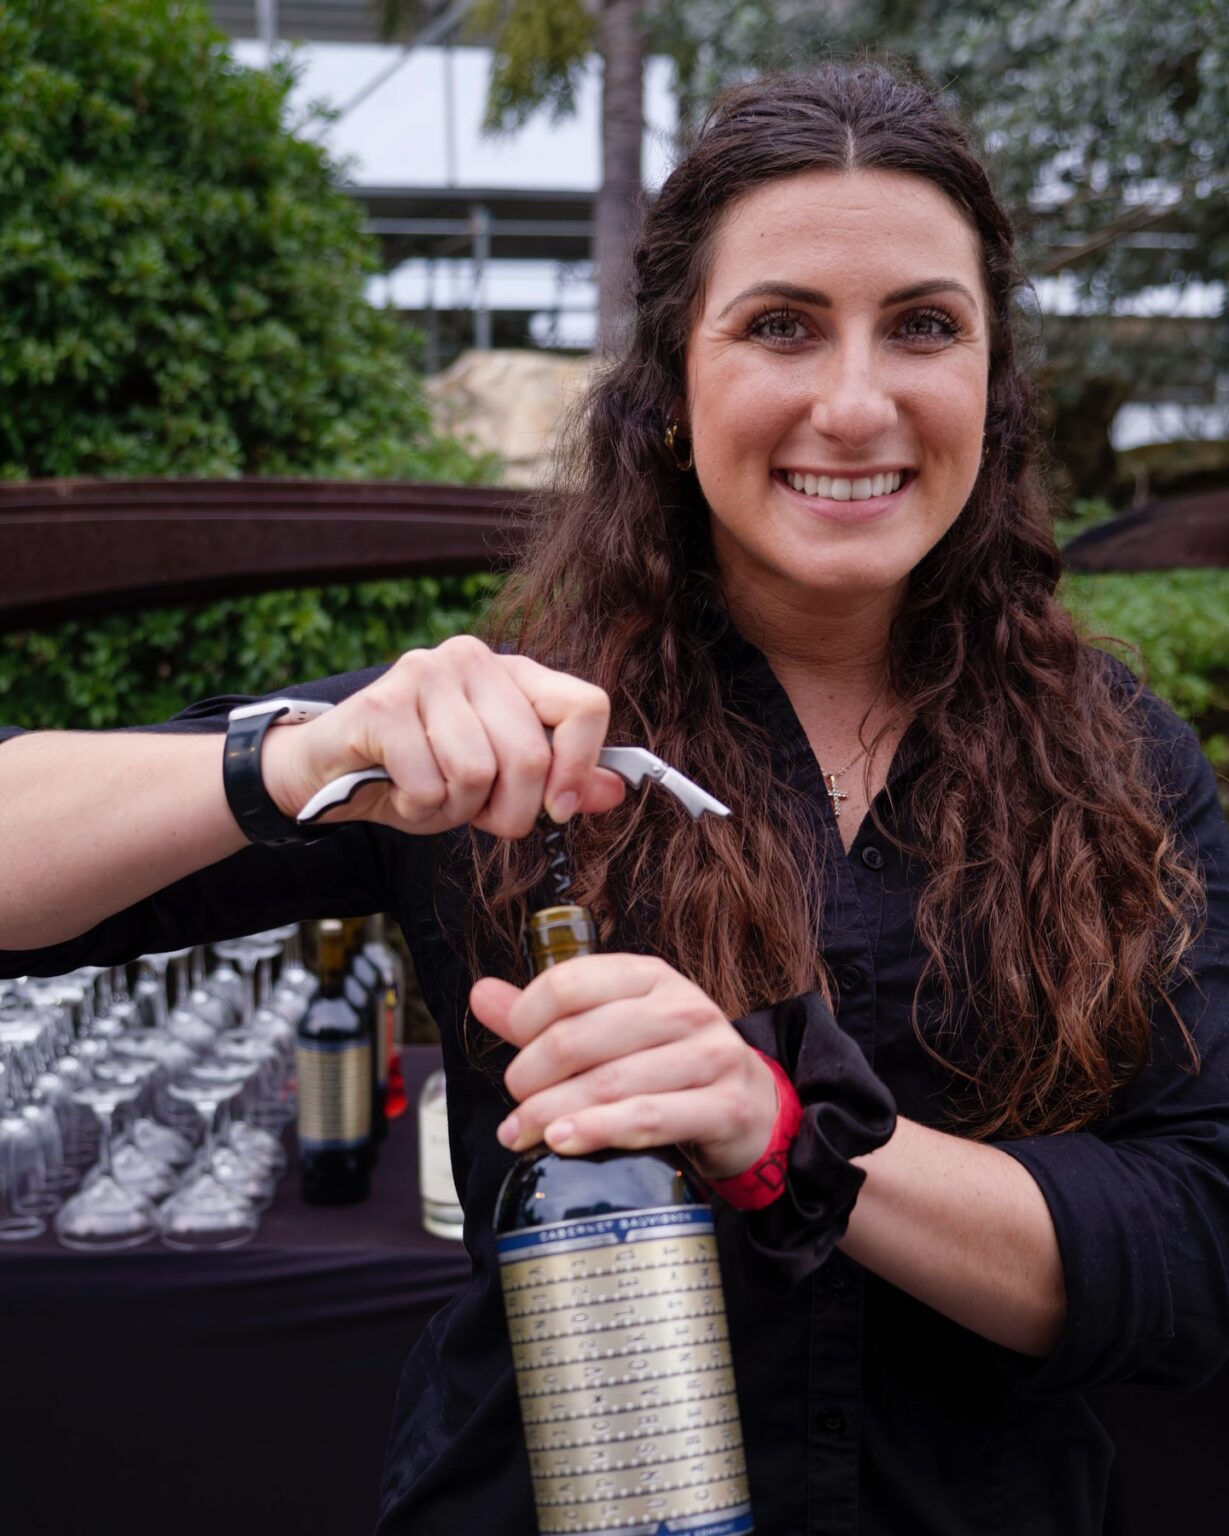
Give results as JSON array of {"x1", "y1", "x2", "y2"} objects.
[{"x1": 223, "y1": 699, "x2": 336, "y2": 848}]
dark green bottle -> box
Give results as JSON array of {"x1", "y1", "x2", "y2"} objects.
[
  {"x1": 296, "y1": 919, "x2": 372, "y2": 1206},
  {"x1": 495, "y1": 904, "x2": 753, "y2": 1536}
]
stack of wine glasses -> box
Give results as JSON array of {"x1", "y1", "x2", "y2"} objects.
[{"x1": 0, "y1": 926, "x2": 317, "y2": 1252}]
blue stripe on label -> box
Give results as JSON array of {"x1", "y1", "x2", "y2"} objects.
[
  {"x1": 661, "y1": 1512, "x2": 754, "y2": 1536},
  {"x1": 497, "y1": 1203, "x2": 713, "y2": 1261}
]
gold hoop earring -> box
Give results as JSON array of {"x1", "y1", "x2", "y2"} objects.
[{"x1": 664, "y1": 421, "x2": 694, "y2": 473}]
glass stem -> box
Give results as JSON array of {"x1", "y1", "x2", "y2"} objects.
[
  {"x1": 94, "y1": 1105, "x2": 115, "y2": 1179},
  {"x1": 172, "y1": 956, "x2": 191, "y2": 1011},
  {"x1": 241, "y1": 965, "x2": 256, "y2": 1030},
  {"x1": 200, "y1": 1101, "x2": 218, "y2": 1173}
]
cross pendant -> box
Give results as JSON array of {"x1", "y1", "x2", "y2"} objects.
[{"x1": 825, "y1": 773, "x2": 848, "y2": 817}]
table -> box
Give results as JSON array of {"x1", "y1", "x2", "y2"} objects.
[
  {"x1": 4, "y1": 1047, "x2": 1226, "y2": 1534},
  {"x1": 4, "y1": 1047, "x2": 471, "y2": 1536}
]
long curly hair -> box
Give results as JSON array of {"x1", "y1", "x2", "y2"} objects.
[{"x1": 463, "y1": 61, "x2": 1204, "y2": 1138}]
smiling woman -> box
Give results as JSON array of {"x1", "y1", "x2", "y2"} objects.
[{"x1": 1, "y1": 58, "x2": 1227, "y2": 1536}]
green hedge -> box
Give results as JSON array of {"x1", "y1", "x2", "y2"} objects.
[
  {"x1": 0, "y1": 575, "x2": 503, "y2": 728},
  {"x1": 1058, "y1": 503, "x2": 1229, "y2": 781}
]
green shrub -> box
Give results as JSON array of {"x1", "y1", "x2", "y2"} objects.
[
  {"x1": 0, "y1": 575, "x2": 503, "y2": 728},
  {"x1": 1059, "y1": 502, "x2": 1229, "y2": 782}
]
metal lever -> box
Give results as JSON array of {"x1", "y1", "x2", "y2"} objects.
[{"x1": 296, "y1": 744, "x2": 731, "y2": 826}]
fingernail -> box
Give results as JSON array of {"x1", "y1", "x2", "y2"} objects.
[
  {"x1": 549, "y1": 791, "x2": 579, "y2": 824},
  {"x1": 545, "y1": 1119, "x2": 575, "y2": 1149},
  {"x1": 497, "y1": 1114, "x2": 520, "y2": 1148}
]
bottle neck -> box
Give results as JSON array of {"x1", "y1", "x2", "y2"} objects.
[
  {"x1": 526, "y1": 905, "x2": 599, "y2": 976},
  {"x1": 316, "y1": 923, "x2": 348, "y2": 999}
]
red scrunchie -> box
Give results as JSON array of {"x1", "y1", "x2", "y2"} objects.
[{"x1": 706, "y1": 1050, "x2": 803, "y2": 1211}]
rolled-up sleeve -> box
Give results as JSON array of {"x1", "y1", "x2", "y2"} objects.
[
  {"x1": 729, "y1": 992, "x2": 898, "y2": 1288},
  {"x1": 998, "y1": 719, "x2": 1229, "y2": 1394}
]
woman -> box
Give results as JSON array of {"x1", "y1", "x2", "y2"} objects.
[{"x1": 2, "y1": 62, "x2": 1227, "y2": 1535}]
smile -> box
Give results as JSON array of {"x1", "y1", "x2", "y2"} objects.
[{"x1": 774, "y1": 468, "x2": 911, "y2": 501}]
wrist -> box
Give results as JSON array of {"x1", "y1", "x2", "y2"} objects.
[
  {"x1": 223, "y1": 698, "x2": 338, "y2": 847},
  {"x1": 705, "y1": 1051, "x2": 803, "y2": 1211},
  {"x1": 259, "y1": 720, "x2": 317, "y2": 821}
]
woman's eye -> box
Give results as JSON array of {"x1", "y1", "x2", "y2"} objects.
[
  {"x1": 747, "y1": 307, "x2": 808, "y2": 344},
  {"x1": 897, "y1": 307, "x2": 962, "y2": 345}
]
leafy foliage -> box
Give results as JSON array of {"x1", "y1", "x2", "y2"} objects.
[
  {"x1": 1058, "y1": 503, "x2": 1229, "y2": 778},
  {"x1": 466, "y1": 0, "x2": 597, "y2": 134},
  {"x1": 0, "y1": 574, "x2": 502, "y2": 729},
  {"x1": 0, "y1": 0, "x2": 486, "y2": 483}
]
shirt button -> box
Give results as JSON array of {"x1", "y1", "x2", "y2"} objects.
[
  {"x1": 818, "y1": 1408, "x2": 847, "y2": 1435},
  {"x1": 836, "y1": 965, "x2": 863, "y2": 993},
  {"x1": 861, "y1": 845, "x2": 884, "y2": 870},
  {"x1": 826, "y1": 1262, "x2": 849, "y2": 1291}
]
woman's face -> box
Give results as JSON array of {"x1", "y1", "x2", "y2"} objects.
[{"x1": 684, "y1": 168, "x2": 991, "y2": 622}]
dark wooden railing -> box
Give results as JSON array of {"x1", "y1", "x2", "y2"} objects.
[
  {"x1": 0, "y1": 479, "x2": 533, "y2": 630},
  {"x1": 1061, "y1": 488, "x2": 1228, "y2": 572}
]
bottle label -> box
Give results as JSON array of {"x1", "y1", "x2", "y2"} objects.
[
  {"x1": 498, "y1": 1205, "x2": 753, "y2": 1536},
  {"x1": 418, "y1": 1098, "x2": 461, "y2": 1207},
  {"x1": 296, "y1": 1039, "x2": 372, "y2": 1150}
]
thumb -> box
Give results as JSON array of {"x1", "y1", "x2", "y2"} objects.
[{"x1": 470, "y1": 976, "x2": 523, "y2": 1038}]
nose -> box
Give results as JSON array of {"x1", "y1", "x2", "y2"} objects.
[{"x1": 808, "y1": 342, "x2": 898, "y2": 448}]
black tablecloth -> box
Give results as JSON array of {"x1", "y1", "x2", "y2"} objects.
[
  {"x1": 5, "y1": 1046, "x2": 471, "y2": 1536},
  {"x1": 4, "y1": 1047, "x2": 1227, "y2": 1535}
]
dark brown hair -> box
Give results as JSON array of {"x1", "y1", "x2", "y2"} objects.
[{"x1": 466, "y1": 61, "x2": 1204, "y2": 1138}]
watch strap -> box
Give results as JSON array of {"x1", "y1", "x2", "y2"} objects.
[{"x1": 224, "y1": 699, "x2": 335, "y2": 848}]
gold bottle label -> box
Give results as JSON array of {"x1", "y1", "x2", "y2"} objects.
[
  {"x1": 498, "y1": 1205, "x2": 753, "y2": 1536},
  {"x1": 296, "y1": 1039, "x2": 372, "y2": 1149}
]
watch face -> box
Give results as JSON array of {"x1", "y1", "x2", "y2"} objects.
[{"x1": 227, "y1": 698, "x2": 334, "y2": 725}]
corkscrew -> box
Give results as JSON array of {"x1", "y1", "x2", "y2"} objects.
[
  {"x1": 296, "y1": 738, "x2": 732, "y2": 829},
  {"x1": 537, "y1": 812, "x2": 574, "y2": 902}
]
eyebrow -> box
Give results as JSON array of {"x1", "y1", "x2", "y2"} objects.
[{"x1": 715, "y1": 278, "x2": 980, "y2": 319}]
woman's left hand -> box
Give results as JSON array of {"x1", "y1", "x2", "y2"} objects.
[{"x1": 471, "y1": 954, "x2": 780, "y2": 1180}]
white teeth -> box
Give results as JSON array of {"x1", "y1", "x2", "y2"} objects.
[{"x1": 784, "y1": 470, "x2": 905, "y2": 500}]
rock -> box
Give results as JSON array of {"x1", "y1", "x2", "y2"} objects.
[{"x1": 425, "y1": 349, "x2": 600, "y2": 487}]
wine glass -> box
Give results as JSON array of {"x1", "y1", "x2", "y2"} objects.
[
  {"x1": 0, "y1": 1060, "x2": 47, "y2": 1240},
  {"x1": 212, "y1": 1036, "x2": 288, "y2": 1172},
  {"x1": 158, "y1": 1077, "x2": 259, "y2": 1250},
  {"x1": 54, "y1": 1078, "x2": 158, "y2": 1250},
  {"x1": 214, "y1": 939, "x2": 282, "y2": 1031},
  {"x1": 87, "y1": 1059, "x2": 179, "y2": 1201},
  {"x1": 184, "y1": 1059, "x2": 277, "y2": 1207}
]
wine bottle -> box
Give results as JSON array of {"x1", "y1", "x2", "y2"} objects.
[
  {"x1": 296, "y1": 919, "x2": 372, "y2": 1206},
  {"x1": 350, "y1": 948, "x2": 389, "y2": 1143},
  {"x1": 495, "y1": 905, "x2": 754, "y2": 1536},
  {"x1": 364, "y1": 917, "x2": 408, "y2": 1119}
]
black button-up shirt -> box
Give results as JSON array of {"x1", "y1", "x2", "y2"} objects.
[{"x1": 4, "y1": 621, "x2": 1228, "y2": 1536}]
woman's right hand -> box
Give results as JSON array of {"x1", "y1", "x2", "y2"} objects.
[{"x1": 259, "y1": 636, "x2": 626, "y2": 837}]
